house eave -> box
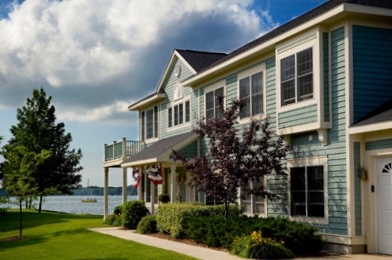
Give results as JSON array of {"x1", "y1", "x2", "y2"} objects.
[
  {"x1": 349, "y1": 121, "x2": 392, "y2": 135},
  {"x1": 128, "y1": 93, "x2": 166, "y2": 111}
]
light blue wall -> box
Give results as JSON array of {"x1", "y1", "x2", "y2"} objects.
[
  {"x1": 353, "y1": 142, "x2": 362, "y2": 236},
  {"x1": 323, "y1": 32, "x2": 330, "y2": 122},
  {"x1": 365, "y1": 139, "x2": 392, "y2": 151},
  {"x1": 278, "y1": 104, "x2": 318, "y2": 129},
  {"x1": 352, "y1": 25, "x2": 392, "y2": 123}
]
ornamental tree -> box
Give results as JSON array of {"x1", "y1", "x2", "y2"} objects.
[
  {"x1": 8, "y1": 88, "x2": 83, "y2": 213},
  {"x1": 170, "y1": 96, "x2": 288, "y2": 219},
  {"x1": 1, "y1": 145, "x2": 51, "y2": 236}
]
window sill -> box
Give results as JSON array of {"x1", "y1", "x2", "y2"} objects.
[
  {"x1": 277, "y1": 98, "x2": 316, "y2": 114},
  {"x1": 238, "y1": 113, "x2": 267, "y2": 125},
  {"x1": 289, "y1": 215, "x2": 329, "y2": 225}
]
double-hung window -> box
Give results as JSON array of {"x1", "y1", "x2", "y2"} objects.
[
  {"x1": 242, "y1": 179, "x2": 266, "y2": 215},
  {"x1": 205, "y1": 87, "x2": 224, "y2": 121},
  {"x1": 281, "y1": 48, "x2": 313, "y2": 106},
  {"x1": 237, "y1": 64, "x2": 265, "y2": 120},
  {"x1": 168, "y1": 100, "x2": 190, "y2": 128},
  {"x1": 141, "y1": 106, "x2": 159, "y2": 141},
  {"x1": 290, "y1": 164, "x2": 325, "y2": 218}
]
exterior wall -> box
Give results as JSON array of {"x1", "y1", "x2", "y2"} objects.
[
  {"x1": 323, "y1": 32, "x2": 330, "y2": 122},
  {"x1": 353, "y1": 142, "x2": 362, "y2": 236},
  {"x1": 160, "y1": 58, "x2": 196, "y2": 140},
  {"x1": 352, "y1": 25, "x2": 392, "y2": 123},
  {"x1": 278, "y1": 104, "x2": 318, "y2": 129}
]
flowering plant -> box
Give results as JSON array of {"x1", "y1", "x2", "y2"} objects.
[{"x1": 230, "y1": 230, "x2": 294, "y2": 259}]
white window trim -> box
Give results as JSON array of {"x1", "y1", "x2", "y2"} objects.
[
  {"x1": 204, "y1": 79, "x2": 226, "y2": 122},
  {"x1": 173, "y1": 83, "x2": 184, "y2": 101},
  {"x1": 237, "y1": 63, "x2": 266, "y2": 124},
  {"x1": 167, "y1": 95, "x2": 191, "y2": 132},
  {"x1": 288, "y1": 156, "x2": 329, "y2": 225},
  {"x1": 142, "y1": 106, "x2": 159, "y2": 144},
  {"x1": 276, "y1": 30, "x2": 321, "y2": 114}
]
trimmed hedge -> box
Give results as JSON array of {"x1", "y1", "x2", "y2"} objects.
[
  {"x1": 184, "y1": 216, "x2": 323, "y2": 255},
  {"x1": 122, "y1": 200, "x2": 149, "y2": 229},
  {"x1": 137, "y1": 215, "x2": 158, "y2": 234},
  {"x1": 156, "y1": 203, "x2": 243, "y2": 238}
]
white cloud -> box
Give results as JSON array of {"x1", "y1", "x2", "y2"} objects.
[{"x1": 0, "y1": 0, "x2": 276, "y2": 123}]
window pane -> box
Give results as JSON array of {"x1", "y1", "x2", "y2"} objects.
[
  {"x1": 297, "y1": 48, "x2": 312, "y2": 76},
  {"x1": 206, "y1": 91, "x2": 214, "y2": 121},
  {"x1": 290, "y1": 167, "x2": 306, "y2": 216},
  {"x1": 298, "y1": 74, "x2": 313, "y2": 100},
  {"x1": 281, "y1": 55, "x2": 295, "y2": 81},
  {"x1": 146, "y1": 109, "x2": 153, "y2": 139},
  {"x1": 239, "y1": 78, "x2": 250, "y2": 98},
  {"x1": 282, "y1": 79, "x2": 295, "y2": 105},
  {"x1": 174, "y1": 105, "x2": 178, "y2": 126},
  {"x1": 141, "y1": 111, "x2": 145, "y2": 141},
  {"x1": 168, "y1": 107, "x2": 172, "y2": 128},
  {"x1": 308, "y1": 166, "x2": 323, "y2": 190},
  {"x1": 215, "y1": 87, "x2": 224, "y2": 120},
  {"x1": 290, "y1": 167, "x2": 305, "y2": 190},
  {"x1": 185, "y1": 101, "x2": 190, "y2": 122},
  {"x1": 251, "y1": 72, "x2": 263, "y2": 115},
  {"x1": 154, "y1": 106, "x2": 158, "y2": 138},
  {"x1": 308, "y1": 204, "x2": 324, "y2": 217},
  {"x1": 252, "y1": 72, "x2": 263, "y2": 95},
  {"x1": 179, "y1": 103, "x2": 183, "y2": 124},
  {"x1": 240, "y1": 97, "x2": 250, "y2": 119}
]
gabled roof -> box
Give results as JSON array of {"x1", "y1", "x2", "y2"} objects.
[
  {"x1": 121, "y1": 131, "x2": 198, "y2": 167},
  {"x1": 183, "y1": 0, "x2": 392, "y2": 86},
  {"x1": 175, "y1": 49, "x2": 227, "y2": 72},
  {"x1": 352, "y1": 98, "x2": 392, "y2": 127},
  {"x1": 128, "y1": 89, "x2": 166, "y2": 111}
]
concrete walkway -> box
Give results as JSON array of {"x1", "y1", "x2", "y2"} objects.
[{"x1": 89, "y1": 227, "x2": 391, "y2": 260}]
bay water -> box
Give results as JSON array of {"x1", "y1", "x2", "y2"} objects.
[{"x1": 8, "y1": 195, "x2": 138, "y2": 216}]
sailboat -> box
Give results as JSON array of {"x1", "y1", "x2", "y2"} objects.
[{"x1": 81, "y1": 179, "x2": 97, "y2": 203}]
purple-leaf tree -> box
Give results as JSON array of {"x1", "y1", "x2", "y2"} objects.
[{"x1": 170, "y1": 96, "x2": 288, "y2": 219}]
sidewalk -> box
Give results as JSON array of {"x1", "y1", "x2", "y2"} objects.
[{"x1": 89, "y1": 227, "x2": 391, "y2": 260}]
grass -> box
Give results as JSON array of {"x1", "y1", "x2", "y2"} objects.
[{"x1": 0, "y1": 209, "x2": 197, "y2": 260}]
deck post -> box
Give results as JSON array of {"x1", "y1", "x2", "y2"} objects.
[
  {"x1": 122, "y1": 167, "x2": 127, "y2": 204},
  {"x1": 122, "y1": 137, "x2": 126, "y2": 159},
  {"x1": 104, "y1": 167, "x2": 109, "y2": 219},
  {"x1": 170, "y1": 164, "x2": 176, "y2": 203}
]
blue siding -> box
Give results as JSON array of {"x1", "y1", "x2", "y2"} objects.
[
  {"x1": 179, "y1": 140, "x2": 198, "y2": 158},
  {"x1": 365, "y1": 139, "x2": 392, "y2": 151},
  {"x1": 278, "y1": 104, "x2": 318, "y2": 129},
  {"x1": 353, "y1": 142, "x2": 362, "y2": 236},
  {"x1": 285, "y1": 27, "x2": 348, "y2": 235},
  {"x1": 323, "y1": 32, "x2": 330, "y2": 122},
  {"x1": 353, "y1": 25, "x2": 392, "y2": 123}
]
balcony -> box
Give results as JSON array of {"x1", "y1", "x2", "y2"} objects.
[{"x1": 104, "y1": 138, "x2": 146, "y2": 167}]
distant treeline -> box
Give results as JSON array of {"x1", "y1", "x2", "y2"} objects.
[{"x1": 0, "y1": 186, "x2": 137, "y2": 197}]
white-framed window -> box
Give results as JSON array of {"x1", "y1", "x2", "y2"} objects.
[
  {"x1": 205, "y1": 87, "x2": 224, "y2": 121},
  {"x1": 141, "y1": 105, "x2": 159, "y2": 141},
  {"x1": 203, "y1": 80, "x2": 225, "y2": 122},
  {"x1": 288, "y1": 156, "x2": 328, "y2": 224},
  {"x1": 281, "y1": 48, "x2": 313, "y2": 106},
  {"x1": 241, "y1": 178, "x2": 267, "y2": 216},
  {"x1": 237, "y1": 63, "x2": 266, "y2": 121},
  {"x1": 168, "y1": 99, "x2": 190, "y2": 128}
]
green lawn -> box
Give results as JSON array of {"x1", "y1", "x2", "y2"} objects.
[{"x1": 0, "y1": 209, "x2": 196, "y2": 260}]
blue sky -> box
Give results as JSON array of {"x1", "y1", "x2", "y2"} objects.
[{"x1": 0, "y1": 0, "x2": 327, "y2": 187}]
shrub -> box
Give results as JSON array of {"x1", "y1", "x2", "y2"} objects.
[
  {"x1": 157, "y1": 203, "x2": 242, "y2": 238},
  {"x1": 157, "y1": 194, "x2": 170, "y2": 204},
  {"x1": 230, "y1": 231, "x2": 294, "y2": 259},
  {"x1": 104, "y1": 214, "x2": 122, "y2": 226},
  {"x1": 137, "y1": 215, "x2": 158, "y2": 234},
  {"x1": 122, "y1": 200, "x2": 149, "y2": 229},
  {"x1": 113, "y1": 205, "x2": 122, "y2": 215}
]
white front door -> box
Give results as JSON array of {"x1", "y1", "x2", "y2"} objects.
[{"x1": 376, "y1": 156, "x2": 392, "y2": 255}]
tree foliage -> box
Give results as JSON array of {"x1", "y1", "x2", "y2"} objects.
[
  {"x1": 8, "y1": 88, "x2": 83, "y2": 212},
  {"x1": 170, "y1": 96, "x2": 288, "y2": 218},
  {"x1": 1, "y1": 145, "x2": 51, "y2": 236}
]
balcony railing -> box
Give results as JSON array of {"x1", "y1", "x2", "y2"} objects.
[{"x1": 104, "y1": 138, "x2": 146, "y2": 162}]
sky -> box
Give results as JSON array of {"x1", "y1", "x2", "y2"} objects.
[{"x1": 0, "y1": 0, "x2": 328, "y2": 188}]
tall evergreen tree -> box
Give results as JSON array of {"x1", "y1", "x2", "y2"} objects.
[
  {"x1": 9, "y1": 88, "x2": 83, "y2": 213},
  {"x1": 171, "y1": 96, "x2": 288, "y2": 219}
]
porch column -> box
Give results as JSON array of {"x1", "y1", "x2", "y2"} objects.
[
  {"x1": 151, "y1": 183, "x2": 155, "y2": 215},
  {"x1": 104, "y1": 167, "x2": 109, "y2": 219},
  {"x1": 170, "y1": 164, "x2": 176, "y2": 203},
  {"x1": 138, "y1": 168, "x2": 143, "y2": 201},
  {"x1": 122, "y1": 167, "x2": 127, "y2": 204}
]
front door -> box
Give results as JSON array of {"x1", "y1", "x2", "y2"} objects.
[{"x1": 376, "y1": 156, "x2": 392, "y2": 255}]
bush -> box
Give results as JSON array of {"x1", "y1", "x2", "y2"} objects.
[
  {"x1": 230, "y1": 231, "x2": 294, "y2": 259},
  {"x1": 113, "y1": 205, "x2": 122, "y2": 215},
  {"x1": 137, "y1": 215, "x2": 158, "y2": 234},
  {"x1": 103, "y1": 214, "x2": 122, "y2": 226},
  {"x1": 157, "y1": 203, "x2": 243, "y2": 238},
  {"x1": 122, "y1": 200, "x2": 149, "y2": 229},
  {"x1": 157, "y1": 194, "x2": 170, "y2": 204},
  {"x1": 184, "y1": 215, "x2": 323, "y2": 256}
]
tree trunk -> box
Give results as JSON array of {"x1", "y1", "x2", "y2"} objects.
[
  {"x1": 224, "y1": 201, "x2": 229, "y2": 220},
  {"x1": 19, "y1": 200, "x2": 23, "y2": 237},
  {"x1": 38, "y1": 195, "x2": 43, "y2": 213}
]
